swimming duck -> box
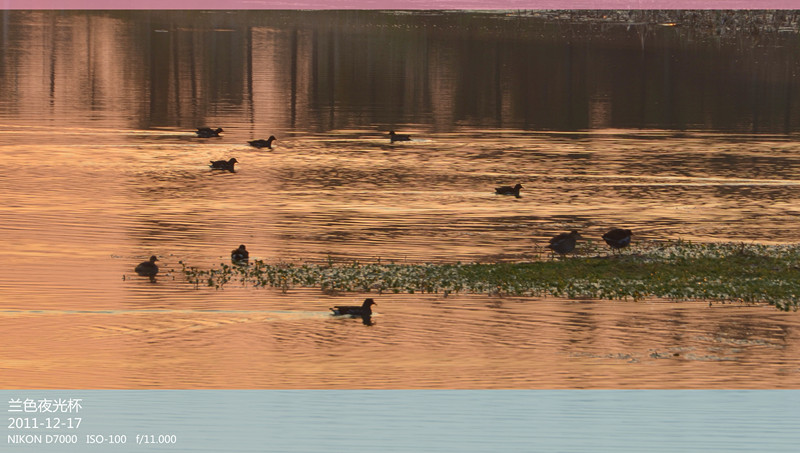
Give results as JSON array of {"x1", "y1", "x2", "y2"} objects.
[
  {"x1": 248, "y1": 136, "x2": 277, "y2": 149},
  {"x1": 495, "y1": 183, "x2": 523, "y2": 197},
  {"x1": 196, "y1": 127, "x2": 223, "y2": 138},
  {"x1": 602, "y1": 228, "x2": 633, "y2": 252},
  {"x1": 231, "y1": 244, "x2": 249, "y2": 262},
  {"x1": 389, "y1": 131, "x2": 411, "y2": 143},
  {"x1": 135, "y1": 255, "x2": 159, "y2": 277},
  {"x1": 546, "y1": 230, "x2": 582, "y2": 257},
  {"x1": 330, "y1": 298, "x2": 376, "y2": 317},
  {"x1": 210, "y1": 158, "x2": 238, "y2": 171}
]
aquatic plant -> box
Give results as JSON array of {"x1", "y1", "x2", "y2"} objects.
[{"x1": 178, "y1": 241, "x2": 800, "y2": 311}]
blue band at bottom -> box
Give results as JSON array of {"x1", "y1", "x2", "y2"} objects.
[{"x1": 3, "y1": 390, "x2": 798, "y2": 452}]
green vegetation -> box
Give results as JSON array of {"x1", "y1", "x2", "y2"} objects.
[{"x1": 179, "y1": 241, "x2": 800, "y2": 311}]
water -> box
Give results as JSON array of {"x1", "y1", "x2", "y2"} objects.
[{"x1": 1, "y1": 11, "x2": 800, "y2": 389}]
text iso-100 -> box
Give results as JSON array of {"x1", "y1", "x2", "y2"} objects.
[{"x1": 87, "y1": 434, "x2": 127, "y2": 444}]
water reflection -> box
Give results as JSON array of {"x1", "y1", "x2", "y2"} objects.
[
  {"x1": 2, "y1": 11, "x2": 800, "y2": 389},
  {"x1": 3, "y1": 11, "x2": 800, "y2": 133}
]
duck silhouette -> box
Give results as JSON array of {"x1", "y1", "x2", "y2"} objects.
[
  {"x1": 135, "y1": 255, "x2": 159, "y2": 277},
  {"x1": 209, "y1": 158, "x2": 238, "y2": 172},
  {"x1": 495, "y1": 183, "x2": 523, "y2": 197},
  {"x1": 389, "y1": 131, "x2": 411, "y2": 143},
  {"x1": 231, "y1": 244, "x2": 249, "y2": 263},
  {"x1": 330, "y1": 298, "x2": 376, "y2": 317},
  {"x1": 602, "y1": 228, "x2": 633, "y2": 252},
  {"x1": 196, "y1": 127, "x2": 223, "y2": 138},
  {"x1": 546, "y1": 230, "x2": 582, "y2": 257},
  {"x1": 248, "y1": 136, "x2": 277, "y2": 149}
]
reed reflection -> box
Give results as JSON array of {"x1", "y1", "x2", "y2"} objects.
[{"x1": 3, "y1": 11, "x2": 800, "y2": 133}]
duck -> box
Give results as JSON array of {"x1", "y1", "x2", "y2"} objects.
[
  {"x1": 231, "y1": 244, "x2": 249, "y2": 262},
  {"x1": 389, "y1": 131, "x2": 411, "y2": 143},
  {"x1": 196, "y1": 127, "x2": 223, "y2": 138},
  {"x1": 135, "y1": 255, "x2": 159, "y2": 277},
  {"x1": 209, "y1": 158, "x2": 238, "y2": 171},
  {"x1": 248, "y1": 136, "x2": 277, "y2": 149},
  {"x1": 330, "y1": 298, "x2": 376, "y2": 317},
  {"x1": 495, "y1": 183, "x2": 523, "y2": 197},
  {"x1": 602, "y1": 228, "x2": 633, "y2": 252},
  {"x1": 546, "y1": 230, "x2": 582, "y2": 257}
]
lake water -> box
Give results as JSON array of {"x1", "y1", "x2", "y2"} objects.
[{"x1": 1, "y1": 10, "x2": 800, "y2": 389}]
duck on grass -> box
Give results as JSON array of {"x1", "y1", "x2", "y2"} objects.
[{"x1": 178, "y1": 241, "x2": 800, "y2": 311}]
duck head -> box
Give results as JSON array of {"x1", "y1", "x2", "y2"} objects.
[{"x1": 362, "y1": 298, "x2": 376, "y2": 308}]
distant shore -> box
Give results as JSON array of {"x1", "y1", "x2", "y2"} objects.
[{"x1": 526, "y1": 10, "x2": 800, "y2": 35}]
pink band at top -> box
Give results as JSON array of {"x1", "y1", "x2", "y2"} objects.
[{"x1": 2, "y1": 0, "x2": 799, "y2": 9}]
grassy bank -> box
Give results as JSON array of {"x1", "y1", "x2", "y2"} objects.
[{"x1": 179, "y1": 241, "x2": 800, "y2": 311}]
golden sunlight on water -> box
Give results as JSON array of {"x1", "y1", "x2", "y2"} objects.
[
  {"x1": 1, "y1": 292, "x2": 799, "y2": 389},
  {"x1": 3, "y1": 11, "x2": 800, "y2": 389},
  {"x1": 2, "y1": 125, "x2": 800, "y2": 388}
]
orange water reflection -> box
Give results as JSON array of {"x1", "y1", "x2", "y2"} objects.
[
  {"x1": 2, "y1": 293, "x2": 798, "y2": 389},
  {"x1": 2, "y1": 11, "x2": 800, "y2": 389}
]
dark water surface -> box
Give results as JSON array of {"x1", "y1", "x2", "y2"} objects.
[{"x1": 1, "y1": 11, "x2": 799, "y2": 388}]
